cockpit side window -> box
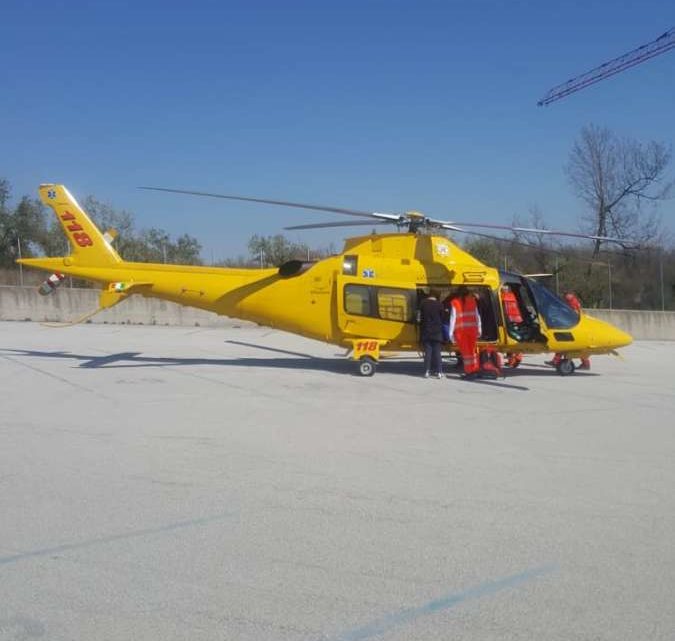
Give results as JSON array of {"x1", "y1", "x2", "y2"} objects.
[{"x1": 525, "y1": 279, "x2": 580, "y2": 329}]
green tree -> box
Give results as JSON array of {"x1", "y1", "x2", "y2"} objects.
[
  {"x1": 247, "y1": 234, "x2": 310, "y2": 266},
  {"x1": 0, "y1": 179, "x2": 15, "y2": 267},
  {"x1": 82, "y1": 196, "x2": 136, "y2": 258},
  {"x1": 78, "y1": 197, "x2": 202, "y2": 264},
  {"x1": 0, "y1": 180, "x2": 50, "y2": 267},
  {"x1": 131, "y1": 228, "x2": 202, "y2": 264},
  {"x1": 171, "y1": 234, "x2": 202, "y2": 264},
  {"x1": 462, "y1": 237, "x2": 501, "y2": 267},
  {"x1": 13, "y1": 196, "x2": 48, "y2": 253},
  {"x1": 0, "y1": 179, "x2": 9, "y2": 210},
  {"x1": 138, "y1": 228, "x2": 171, "y2": 263},
  {"x1": 0, "y1": 180, "x2": 205, "y2": 276},
  {"x1": 215, "y1": 255, "x2": 255, "y2": 268}
]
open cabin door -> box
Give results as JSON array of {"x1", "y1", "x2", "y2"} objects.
[
  {"x1": 432, "y1": 285, "x2": 500, "y2": 344},
  {"x1": 498, "y1": 274, "x2": 548, "y2": 350}
]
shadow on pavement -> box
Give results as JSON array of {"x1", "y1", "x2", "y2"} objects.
[
  {"x1": 1, "y1": 347, "x2": 593, "y2": 384},
  {"x1": 1, "y1": 347, "x2": 393, "y2": 377}
]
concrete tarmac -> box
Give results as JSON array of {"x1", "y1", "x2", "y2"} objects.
[{"x1": 0, "y1": 321, "x2": 673, "y2": 640}]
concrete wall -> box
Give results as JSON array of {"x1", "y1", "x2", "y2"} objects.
[
  {"x1": 0, "y1": 285, "x2": 246, "y2": 328},
  {"x1": 586, "y1": 309, "x2": 675, "y2": 341},
  {"x1": 2, "y1": 285, "x2": 675, "y2": 339}
]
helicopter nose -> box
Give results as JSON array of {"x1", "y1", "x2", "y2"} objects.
[
  {"x1": 611, "y1": 326, "x2": 633, "y2": 349},
  {"x1": 589, "y1": 317, "x2": 633, "y2": 349}
]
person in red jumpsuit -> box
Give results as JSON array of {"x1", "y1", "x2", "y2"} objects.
[
  {"x1": 547, "y1": 291, "x2": 591, "y2": 370},
  {"x1": 448, "y1": 287, "x2": 482, "y2": 379},
  {"x1": 500, "y1": 284, "x2": 523, "y2": 368}
]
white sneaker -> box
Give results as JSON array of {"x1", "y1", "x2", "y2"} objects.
[
  {"x1": 435, "y1": 373, "x2": 443, "y2": 379},
  {"x1": 423, "y1": 371, "x2": 430, "y2": 378}
]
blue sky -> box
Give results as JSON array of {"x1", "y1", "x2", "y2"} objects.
[{"x1": 2, "y1": 0, "x2": 673, "y2": 260}]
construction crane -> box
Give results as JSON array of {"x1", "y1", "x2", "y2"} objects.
[{"x1": 538, "y1": 26, "x2": 675, "y2": 106}]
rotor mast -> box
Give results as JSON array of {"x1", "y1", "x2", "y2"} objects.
[{"x1": 538, "y1": 26, "x2": 675, "y2": 106}]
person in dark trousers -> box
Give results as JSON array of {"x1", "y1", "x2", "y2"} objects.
[{"x1": 419, "y1": 290, "x2": 444, "y2": 378}]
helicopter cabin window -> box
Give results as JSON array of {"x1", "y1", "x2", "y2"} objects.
[
  {"x1": 526, "y1": 279, "x2": 580, "y2": 329},
  {"x1": 344, "y1": 285, "x2": 372, "y2": 316},
  {"x1": 343, "y1": 285, "x2": 415, "y2": 322},
  {"x1": 377, "y1": 288, "x2": 412, "y2": 321}
]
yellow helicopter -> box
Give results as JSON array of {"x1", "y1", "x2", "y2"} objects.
[{"x1": 18, "y1": 184, "x2": 632, "y2": 377}]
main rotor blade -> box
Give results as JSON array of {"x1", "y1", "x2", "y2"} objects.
[
  {"x1": 433, "y1": 221, "x2": 468, "y2": 233},
  {"x1": 449, "y1": 228, "x2": 569, "y2": 254},
  {"x1": 445, "y1": 220, "x2": 632, "y2": 244},
  {"x1": 141, "y1": 186, "x2": 633, "y2": 245},
  {"x1": 287, "y1": 218, "x2": 467, "y2": 232},
  {"x1": 284, "y1": 220, "x2": 393, "y2": 231},
  {"x1": 512, "y1": 226, "x2": 630, "y2": 244},
  {"x1": 454, "y1": 228, "x2": 637, "y2": 264},
  {"x1": 139, "y1": 186, "x2": 395, "y2": 220}
]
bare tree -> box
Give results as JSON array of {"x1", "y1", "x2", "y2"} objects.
[
  {"x1": 566, "y1": 124, "x2": 672, "y2": 258},
  {"x1": 510, "y1": 206, "x2": 558, "y2": 273}
]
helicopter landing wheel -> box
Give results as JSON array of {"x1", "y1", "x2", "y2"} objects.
[
  {"x1": 556, "y1": 358, "x2": 575, "y2": 376},
  {"x1": 358, "y1": 355, "x2": 377, "y2": 377}
]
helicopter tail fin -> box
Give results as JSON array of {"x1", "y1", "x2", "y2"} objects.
[{"x1": 36, "y1": 184, "x2": 123, "y2": 267}]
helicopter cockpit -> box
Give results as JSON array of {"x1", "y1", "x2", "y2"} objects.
[
  {"x1": 498, "y1": 273, "x2": 581, "y2": 345},
  {"x1": 524, "y1": 278, "x2": 581, "y2": 329}
]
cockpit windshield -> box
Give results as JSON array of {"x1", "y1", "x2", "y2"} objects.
[{"x1": 525, "y1": 278, "x2": 580, "y2": 329}]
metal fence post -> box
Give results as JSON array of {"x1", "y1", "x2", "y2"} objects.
[
  {"x1": 555, "y1": 256, "x2": 560, "y2": 295},
  {"x1": 17, "y1": 236, "x2": 24, "y2": 286},
  {"x1": 660, "y1": 253, "x2": 665, "y2": 311}
]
